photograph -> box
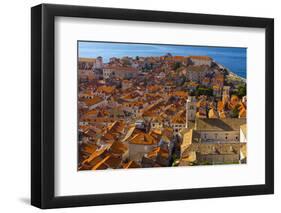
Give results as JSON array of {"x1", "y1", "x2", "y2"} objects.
[
  {"x1": 77, "y1": 41, "x2": 247, "y2": 171},
  {"x1": 29, "y1": 3, "x2": 274, "y2": 209}
]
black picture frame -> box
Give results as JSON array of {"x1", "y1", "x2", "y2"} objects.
[{"x1": 31, "y1": 3, "x2": 274, "y2": 209}]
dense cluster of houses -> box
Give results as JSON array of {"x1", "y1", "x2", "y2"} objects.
[{"x1": 78, "y1": 53, "x2": 247, "y2": 170}]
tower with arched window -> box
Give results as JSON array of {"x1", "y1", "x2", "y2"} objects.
[
  {"x1": 222, "y1": 86, "x2": 230, "y2": 105},
  {"x1": 186, "y1": 96, "x2": 197, "y2": 128}
]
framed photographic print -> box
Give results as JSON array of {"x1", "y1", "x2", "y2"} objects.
[{"x1": 31, "y1": 3, "x2": 274, "y2": 209}]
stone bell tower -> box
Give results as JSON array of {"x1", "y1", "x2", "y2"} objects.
[
  {"x1": 222, "y1": 86, "x2": 230, "y2": 105},
  {"x1": 186, "y1": 96, "x2": 197, "y2": 129}
]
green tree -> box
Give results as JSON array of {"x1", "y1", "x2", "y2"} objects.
[
  {"x1": 231, "y1": 84, "x2": 246, "y2": 98},
  {"x1": 176, "y1": 75, "x2": 187, "y2": 86},
  {"x1": 172, "y1": 62, "x2": 181, "y2": 70},
  {"x1": 237, "y1": 84, "x2": 246, "y2": 98},
  {"x1": 195, "y1": 87, "x2": 213, "y2": 97},
  {"x1": 230, "y1": 105, "x2": 240, "y2": 118}
]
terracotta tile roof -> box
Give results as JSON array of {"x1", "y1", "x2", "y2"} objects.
[
  {"x1": 102, "y1": 132, "x2": 115, "y2": 140},
  {"x1": 151, "y1": 116, "x2": 164, "y2": 123},
  {"x1": 122, "y1": 161, "x2": 141, "y2": 169},
  {"x1": 172, "y1": 91, "x2": 188, "y2": 98},
  {"x1": 238, "y1": 103, "x2": 247, "y2": 118},
  {"x1": 82, "y1": 145, "x2": 110, "y2": 164},
  {"x1": 150, "y1": 128, "x2": 162, "y2": 135},
  {"x1": 202, "y1": 78, "x2": 210, "y2": 83},
  {"x1": 84, "y1": 96, "x2": 103, "y2": 106},
  {"x1": 79, "y1": 125, "x2": 90, "y2": 133},
  {"x1": 129, "y1": 132, "x2": 157, "y2": 145},
  {"x1": 103, "y1": 155, "x2": 122, "y2": 169},
  {"x1": 171, "y1": 110, "x2": 186, "y2": 124},
  {"x1": 107, "y1": 120, "x2": 125, "y2": 133},
  {"x1": 173, "y1": 56, "x2": 185, "y2": 61},
  {"x1": 147, "y1": 85, "x2": 162, "y2": 91},
  {"x1": 81, "y1": 143, "x2": 97, "y2": 155},
  {"x1": 96, "y1": 86, "x2": 115, "y2": 94},
  {"x1": 79, "y1": 57, "x2": 96, "y2": 63},
  {"x1": 146, "y1": 147, "x2": 169, "y2": 159},
  {"x1": 141, "y1": 99, "x2": 165, "y2": 114},
  {"x1": 85, "y1": 109, "x2": 98, "y2": 116},
  {"x1": 121, "y1": 125, "x2": 137, "y2": 142},
  {"x1": 91, "y1": 155, "x2": 111, "y2": 170},
  {"x1": 109, "y1": 141, "x2": 128, "y2": 155},
  {"x1": 187, "y1": 65, "x2": 209, "y2": 72},
  {"x1": 104, "y1": 65, "x2": 137, "y2": 72},
  {"x1": 79, "y1": 91, "x2": 94, "y2": 97},
  {"x1": 217, "y1": 101, "x2": 225, "y2": 112},
  {"x1": 121, "y1": 93, "x2": 134, "y2": 99},
  {"x1": 89, "y1": 117, "x2": 115, "y2": 123},
  {"x1": 163, "y1": 104, "x2": 177, "y2": 114},
  {"x1": 215, "y1": 74, "x2": 224, "y2": 80}
]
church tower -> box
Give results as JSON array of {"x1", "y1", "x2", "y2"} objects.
[
  {"x1": 94, "y1": 56, "x2": 103, "y2": 69},
  {"x1": 186, "y1": 96, "x2": 197, "y2": 129},
  {"x1": 222, "y1": 86, "x2": 230, "y2": 105}
]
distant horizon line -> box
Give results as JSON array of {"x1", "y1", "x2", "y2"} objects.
[
  {"x1": 77, "y1": 40, "x2": 248, "y2": 50},
  {"x1": 78, "y1": 55, "x2": 214, "y2": 59}
]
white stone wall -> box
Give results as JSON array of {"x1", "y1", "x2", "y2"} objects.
[
  {"x1": 191, "y1": 59, "x2": 212, "y2": 66},
  {"x1": 186, "y1": 98, "x2": 197, "y2": 127},
  {"x1": 199, "y1": 131, "x2": 240, "y2": 143},
  {"x1": 197, "y1": 153, "x2": 240, "y2": 164}
]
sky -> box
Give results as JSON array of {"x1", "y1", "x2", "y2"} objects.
[{"x1": 78, "y1": 41, "x2": 247, "y2": 78}]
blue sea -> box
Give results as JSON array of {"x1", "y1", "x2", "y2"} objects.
[{"x1": 78, "y1": 41, "x2": 247, "y2": 79}]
